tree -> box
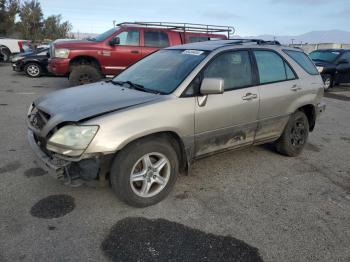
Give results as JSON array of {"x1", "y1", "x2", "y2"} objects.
[
  {"x1": 0, "y1": 0, "x2": 20, "y2": 37},
  {"x1": 18, "y1": 0, "x2": 43, "y2": 42},
  {"x1": 42, "y1": 15, "x2": 72, "y2": 40}
]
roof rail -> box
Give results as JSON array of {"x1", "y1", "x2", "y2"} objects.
[
  {"x1": 117, "y1": 21, "x2": 235, "y2": 39},
  {"x1": 226, "y1": 39, "x2": 281, "y2": 46}
]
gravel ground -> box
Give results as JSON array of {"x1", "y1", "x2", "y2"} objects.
[{"x1": 0, "y1": 64, "x2": 349, "y2": 262}]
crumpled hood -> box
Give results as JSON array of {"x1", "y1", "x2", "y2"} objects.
[{"x1": 34, "y1": 81, "x2": 161, "y2": 124}]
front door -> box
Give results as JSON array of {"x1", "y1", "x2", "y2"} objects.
[
  {"x1": 336, "y1": 51, "x2": 350, "y2": 84},
  {"x1": 194, "y1": 50, "x2": 259, "y2": 157},
  {"x1": 104, "y1": 29, "x2": 142, "y2": 75}
]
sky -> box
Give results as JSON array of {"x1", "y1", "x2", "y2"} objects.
[{"x1": 40, "y1": 0, "x2": 350, "y2": 36}]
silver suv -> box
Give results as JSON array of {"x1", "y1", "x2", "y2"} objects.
[{"x1": 27, "y1": 39, "x2": 326, "y2": 207}]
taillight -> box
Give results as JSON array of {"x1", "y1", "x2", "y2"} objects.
[{"x1": 18, "y1": 41, "x2": 23, "y2": 52}]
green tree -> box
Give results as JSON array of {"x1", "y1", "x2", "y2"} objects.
[
  {"x1": 18, "y1": 0, "x2": 43, "y2": 42},
  {"x1": 0, "y1": 0, "x2": 20, "y2": 37},
  {"x1": 42, "y1": 14, "x2": 72, "y2": 40}
]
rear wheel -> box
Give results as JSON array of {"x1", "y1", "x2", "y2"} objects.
[
  {"x1": 1, "y1": 47, "x2": 11, "y2": 62},
  {"x1": 24, "y1": 63, "x2": 42, "y2": 77},
  {"x1": 68, "y1": 65, "x2": 102, "y2": 87},
  {"x1": 275, "y1": 111, "x2": 309, "y2": 157},
  {"x1": 110, "y1": 137, "x2": 179, "y2": 207}
]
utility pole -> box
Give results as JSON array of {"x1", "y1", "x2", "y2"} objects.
[
  {"x1": 291, "y1": 38, "x2": 295, "y2": 46},
  {"x1": 113, "y1": 20, "x2": 116, "y2": 28}
]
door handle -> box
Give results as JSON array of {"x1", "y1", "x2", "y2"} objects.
[
  {"x1": 242, "y1": 93, "x2": 258, "y2": 100},
  {"x1": 291, "y1": 84, "x2": 302, "y2": 91},
  {"x1": 130, "y1": 50, "x2": 140, "y2": 54}
]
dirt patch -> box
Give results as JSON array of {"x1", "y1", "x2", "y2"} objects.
[
  {"x1": 24, "y1": 167, "x2": 47, "y2": 178},
  {"x1": 305, "y1": 143, "x2": 321, "y2": 152},
  {"x1": 0, "y1": 160, "x2": 21, "y2": 174},
  {"x1": 340, "y1": 137, "x2": 350, "y2": 143},
  {"x1": 30, "y1": 195, "x2": 75, "y2": 219},
  {"x1": 0, "y1": 103, "x2": 8, "y2": 106},
  {"x1": 101, "y1": 217, "x2": 264, "y2": 262},
  {"x1": 175, "y1": 192, "x2": 189, "y2": 200},
  {"x1": 31, "y1": 85, "x2": 44, "y2": 88}
]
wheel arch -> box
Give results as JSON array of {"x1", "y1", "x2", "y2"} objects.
[
  {"x1": 297, "y1": 104, "x2": 316, "y2": 131},
  {"x1": 115, "y1": 131, "x2": 190, "y2": 174},
  {"x1": 69, "y1": 55, "x2": 102, "y2": 73}
]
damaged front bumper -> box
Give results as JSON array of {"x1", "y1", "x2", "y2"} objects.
[{"x1": 27, "y1": 130, "x2": 112, "y2": 186}]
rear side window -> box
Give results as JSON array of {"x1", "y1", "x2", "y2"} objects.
[
  {"x1": 254, "y1": 51, "x2": 296, "y2": 84},
  {"x1": 144, "y1": 31, "x2": 169, "y2": 48},
  {"x1": 284, "y1": 50, "x2": 318, "y2": 75}
]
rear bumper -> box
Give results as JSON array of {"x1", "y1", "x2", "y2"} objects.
[{"x1": 48, "y1": 58, "x2": 70, "y2": 75}]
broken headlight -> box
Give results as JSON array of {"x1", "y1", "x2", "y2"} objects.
[{"x1": 47, "y1": 125, "x2": 99, "y2": 157}]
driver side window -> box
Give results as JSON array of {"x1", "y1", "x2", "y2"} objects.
[
  {"x1": 116, "y1": 30, "x2": 140, "y2": 46},
  {"x1": 203, "y1": 51, "x2": 253, "y2": 91}
]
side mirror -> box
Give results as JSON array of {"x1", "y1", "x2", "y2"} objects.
[
  {"x1": 109, "y1": 37, "x2": 120, "y2": 46},
  {"x1": 338, "y1": 59, "x2": 349, "y2": 65},
  {"x1": 200, "y1": 78, "x2": 224, "y2": 95}
]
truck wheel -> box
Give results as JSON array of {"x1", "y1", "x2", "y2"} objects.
[
  {"x1": 24, "y1": 63, "x2": 42, "y2": 77},
  {"x1": 68, "y1": 65, "x2": 102, "y2": 87},
  {"x1": 110, "y1": 137, "x2": 179, "y2": 207},
  {"x1": 275, "y1": 111, "x2": 309, "y2": 157},
  {"x1": 1, "y1": 47, "x2": 11, "y2": 62},
  {"x1": 323, "y1": 74, "x2": 333, "y2": 91}
]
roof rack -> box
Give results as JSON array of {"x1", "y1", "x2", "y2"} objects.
[
  {"x1": 226, "y1": 39, "x2": 281, "y2": 46},
  {"x1": 117, "y1": 21, "x2": 235, "y2": 39}
]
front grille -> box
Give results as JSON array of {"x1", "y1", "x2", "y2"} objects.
[{"x1": 28, "y1": 106, "x2": 51, "y2": 131}]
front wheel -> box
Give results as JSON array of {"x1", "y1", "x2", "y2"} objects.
[
  {"x1": 110, "y1": 137, "x2": 179, "y2": 207},
  {"x1": 24, "y1": 63, "x2": 42, "y2": 77},
  {"x1": 68, "y1": 65, "x2": 102, "y2": 87},
  {"x1": 275, "y1": 111, "x2": 309, "y2": 157}
]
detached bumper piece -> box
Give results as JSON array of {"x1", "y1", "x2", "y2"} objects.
[
  {"x1": 317, "y1": 102, "x2": 326, "y2": 116},
  {"x1": 27, "y1": 130, "x2": 101, "y2": 187}
]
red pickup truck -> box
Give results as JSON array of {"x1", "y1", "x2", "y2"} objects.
[{"x1": 48, "y1": 22, "x2": 234, "y2": 86}]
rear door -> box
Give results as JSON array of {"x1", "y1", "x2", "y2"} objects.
[
  {"x1": 336, "y1": 51, "x2": 350, "y2": 83},
  {"x1": 253, "y1": 50, "x2": 300, "y2": 143},
  {"x1": 194, "y1": 50, "x2": 259, "y2": 157},
  {"x1": 141, "y1": 30, "x2": 170, "y2": 57},
  {"x1": 104, "y1": 29, "x2": 142, "y2": 75}
]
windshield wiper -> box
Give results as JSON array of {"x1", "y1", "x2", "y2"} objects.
[{"x1": 110, "y1": 80, "x2": 163, "y2": 94}]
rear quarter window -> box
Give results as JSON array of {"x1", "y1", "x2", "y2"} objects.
[{"x1": 284, "y1": 50, "x2": 318, "y2": 75}]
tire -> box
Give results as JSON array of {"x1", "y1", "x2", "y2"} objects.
[
  {"x1": 323, "y1": 74, "x2": 333, "y2": 91},
  {"x1": 1, "y1": 48, "x2": 11, "y2": 62},
  {"x1": 68, "y1": 65, "x2": 102, "y2": 87},
  {"x1": 110, "y1": 137, "x2": 179, "y2": 207},
  {"x1": 24, "y1": 63, "x2": 42, "y2": 77},
  {"x1": 275, "y1": 111, "x2": 309, "y2": 157}
]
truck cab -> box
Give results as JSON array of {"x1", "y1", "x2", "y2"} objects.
[{"x1": 48, "y1": 22, "x2": 233, "y2": 86}]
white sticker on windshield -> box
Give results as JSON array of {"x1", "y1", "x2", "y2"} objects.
[
  {"x1": 332, "y1": 52, "x2": 340, "y2": 55},
  {"x1": 182, "y1": 50, "x2": 204, "y2": 56}
]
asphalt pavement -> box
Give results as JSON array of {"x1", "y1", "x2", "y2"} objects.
[{"x1": 0, "y1": 64, "x2": 349, "y2": 262}]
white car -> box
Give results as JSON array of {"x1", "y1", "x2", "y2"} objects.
[{"x1": 0, "y1": 38, "x2": 32, "y2": 62}]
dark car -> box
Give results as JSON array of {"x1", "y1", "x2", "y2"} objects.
[
  {"x1": 12, "y1": 48, "x2": 49, "y2": 77},
  {"x1": 309, "y1": 49, "x2": 350, "y2": 90}
]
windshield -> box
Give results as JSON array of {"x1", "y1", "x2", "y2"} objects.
[
  {"x1": 309, "y1": 50, "x2": 341, "y2": 63},
  {"x1": 112, "y1": 49, "x2": 208, "y2": 94},
  {"x1": 88, "y1": 27, "x2": 119, "y2": 42}
]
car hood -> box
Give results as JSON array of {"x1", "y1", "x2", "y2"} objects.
[
  {"x1": 34, "y1": 81, "x2": 162, "y2": 125},
  {"x1": 312, "y1": 59, "x2": 335, "y2": 67},
  {"x1": 54, "y1": 39, "x2": 98, "y2": 49}
]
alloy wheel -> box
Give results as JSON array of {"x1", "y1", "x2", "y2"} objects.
[
  {"x1": 130, "y1": 152, "x2": 171, "y2": 198},
  {"x1": 27, "y1": 65, "x2": 40, "y2": 77},
  {"x1": 290, "y1": 118, "x2": 307, "y2": 147}
]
